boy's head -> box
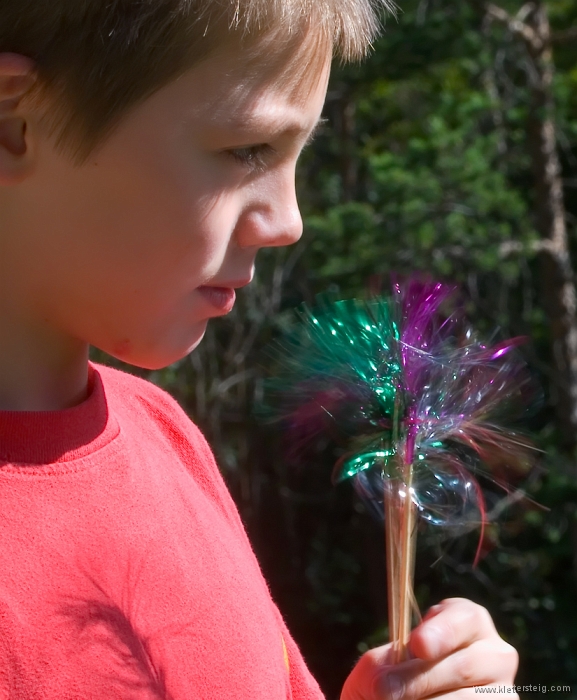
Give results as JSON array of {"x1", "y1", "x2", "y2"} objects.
[{"x1": 0, "y1": 0, "x2": 393, "y2": 399}]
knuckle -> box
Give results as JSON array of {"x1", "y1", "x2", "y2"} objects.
[
  {"x1": 499, "y1": 641, "x2": 519, "y2": 678},
  {"x1": 441, "y1": 596, "x2": 477, "y2": 610},
  {"x1": 442, "y1": 596, "x2": 465, "y2": 605},
  {"x1": 439, "y1": 598, "x2": 489, "y2": 624},
  {"x1": 459, "y1": 600, "x2": 495, "y2": 633},
  {"x1": 362, "y1": 648, "x2": 383, "y2": 669},
  {"x1": 422, "y1": 604, "x2": 442, "y2": 622},
  {"x1": 476, "y1": 605, "x2": 495, "y2": 631},
  {"x1": 357, "y1": 646, "x2": 393, "y2": 677}
]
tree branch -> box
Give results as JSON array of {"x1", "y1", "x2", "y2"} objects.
[
  {"x1": 485, "y1": 2, "x2": 543, "y2": 51},
  {"x1": 499, "y1": 238, "x2": 574, "y2": 259}
]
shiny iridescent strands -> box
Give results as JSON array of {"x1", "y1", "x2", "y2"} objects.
[{"x1": 272, "y1": 279, "x2": 535, "y2": 662}]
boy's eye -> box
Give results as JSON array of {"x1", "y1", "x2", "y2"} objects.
[{"x1": 227, "y1": 144, "x2": 275, "y2": 172}]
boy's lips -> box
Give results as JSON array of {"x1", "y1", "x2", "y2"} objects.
[
  {"x1": 197, "y1": 286, "x2": 236, "y2": 313},
  {"x1": 197, "y1": 279, "x2": 251, "y2": 314}
]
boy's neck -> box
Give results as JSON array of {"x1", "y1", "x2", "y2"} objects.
[{"x1": 0, "y1": 316, "x2": 89, "y2": 411}]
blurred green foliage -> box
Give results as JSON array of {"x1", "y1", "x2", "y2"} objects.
[{"x1": 95, "y1": 1, "x2": 577, "y2": 697}]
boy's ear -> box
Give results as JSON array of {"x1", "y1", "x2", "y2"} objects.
[{"x1": 0, "y1": 53, "x2": 37, "y2": 184}]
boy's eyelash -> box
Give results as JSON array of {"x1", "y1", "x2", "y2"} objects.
[
  {"x1": 227, "y1": 144, "x2": 276, "y2": 171},
  {"x1": 225, "y1": 123, "x2": 325, "y2": 172}
]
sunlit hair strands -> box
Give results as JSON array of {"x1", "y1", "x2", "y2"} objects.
[{"x1": 1, "y1": 0, "x2": 396, "y2": 161}]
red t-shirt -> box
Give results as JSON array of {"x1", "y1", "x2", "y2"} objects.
[{"x1": 0, "y1": 363, "x2": 325, "y2": 700}]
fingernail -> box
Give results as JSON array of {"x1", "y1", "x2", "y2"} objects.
[{"x1": 385, "y1": 674, "x2": 404, "y2": 700}]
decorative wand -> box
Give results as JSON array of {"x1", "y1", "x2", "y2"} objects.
[{"x1": 271, "y1": 278, "x2": 535, "y2": 662}]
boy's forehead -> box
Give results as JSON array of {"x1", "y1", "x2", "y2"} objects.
[
  {"x1": 185, "y1": 42, "x2": 331, "y2": 135},
  {"x1": 213, "y1": 100, "x2": 326, "y2": 137}
]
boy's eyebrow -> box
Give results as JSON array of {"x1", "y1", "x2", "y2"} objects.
[{"x1": 223, "y1": 114, "x2": 328, "y2": 143}]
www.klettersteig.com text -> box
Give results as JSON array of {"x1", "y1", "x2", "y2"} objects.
[{"x1": 474, "y1": 686, "x2": 571, "y2": 694}]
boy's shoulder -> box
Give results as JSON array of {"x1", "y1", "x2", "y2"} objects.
[{"x1": 93, "y1": 361, "x2": 221, "y2": 483}]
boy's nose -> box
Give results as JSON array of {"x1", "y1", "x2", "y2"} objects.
[{"x1": 236, "y1": 173, "x2": 303, "y2": 250}]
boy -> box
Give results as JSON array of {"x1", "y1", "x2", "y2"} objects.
[{"x1": 0, "y1": 1, "x2": 518, "y2": 698}]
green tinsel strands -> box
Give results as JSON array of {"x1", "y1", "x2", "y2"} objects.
[{"x1": 270, "y1": 297, "x2": 405, "y2": 484}]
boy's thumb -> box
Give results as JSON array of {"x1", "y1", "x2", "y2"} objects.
[{"x1": 340, "y1": 643, "x2": 399, "y2": 700}]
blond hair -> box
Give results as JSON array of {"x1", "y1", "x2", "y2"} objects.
[{"x1": 1, "y1": 0, "x2": 395, "y2": 160}]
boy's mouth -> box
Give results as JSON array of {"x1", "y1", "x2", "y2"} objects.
[{"x1": 197, "y1": 286, "x2": 237, "y2": 314}]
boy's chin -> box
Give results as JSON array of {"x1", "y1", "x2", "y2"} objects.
[{"x1": 103, "y1": 323, "x2": 209, "y2": 371}]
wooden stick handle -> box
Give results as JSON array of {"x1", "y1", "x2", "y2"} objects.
[{"x1": 385, "y1": 457, "x2": 418, "y2": 663}]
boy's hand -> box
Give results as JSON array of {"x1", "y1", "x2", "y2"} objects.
[{"x1": 341, "y1": 598, "x2": 518, "y2": 700}]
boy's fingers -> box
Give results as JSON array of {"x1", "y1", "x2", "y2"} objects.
[
  {"x1": 410, "y1": 598, "x2": 500, "y2": 661},
  {"x1": 375, "y1": 639, "x2": 518, "y2": 700},
  {"x1": 340, "y1": 644, "x2": 397, "y2": 700},
  {"x1": 341, "y1": 601, "x2": 518, "y2": 700}
]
